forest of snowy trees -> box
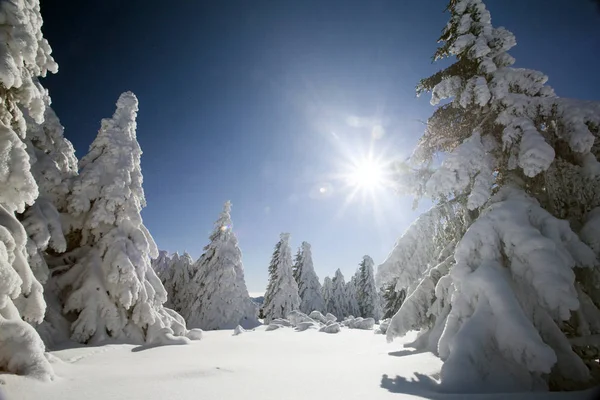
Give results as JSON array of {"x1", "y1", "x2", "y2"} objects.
[{"x1": 1, "y1": 0, "x2": 599, "y2": 394}]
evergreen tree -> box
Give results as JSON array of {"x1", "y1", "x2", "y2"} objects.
[
  {"x1": 356, "y1": 255, "x2": 381, "y2": 321},
  {"x1": 321, "y1": 276, "x2": 334, "y2": 315},
  {"x1": 262, "y1": 233, "x2": 300, "y2": 323},
  {"x1": 329, "y1": 269, "x2": 348, "y2": 320},
  {"x1": 183, "y1": 201, "x2": 258, "y2": 330},
  {"x1": 346, "y1": 274, "x2": 361, "y2": 317},
  {"x1": 382, "y1": 280, "x2": 406, "y2": 319},
  {"x1": 162, "y1": 252, "x2": 194, "y2": 313},
  {"x1": 0, "y1": 0, "x2": 58, "y2": 381},
  {"x1": 385, "y1": 0, "x2": 600, "y2": 391},
  {"x1": 293, "y1": 242, "x2": 325, "y2": 314},
  {"x1": 55, "y1": 92, "x2": 194, "y2": 345},
  {"x1": 151, "y1": 250, "x2": 172, "y2": 280}
]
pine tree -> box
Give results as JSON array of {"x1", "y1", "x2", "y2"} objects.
[
  {"x1": 356, "y1": 255, "x2": 381, "y2": 321},
  {"x1": 162, "y1": 252, "x2": 194, "y2": 313},
  {"x1": 346, "y1": 274, "x2": 361, "y2": 317},
  {"x1": 262, "y1": 233, "x2": 300, "y2": 323},
  {"x1": 55, "y1": 92, "x2": 194, "y2": 345},
  {"x1": 0, "y1": 0, "x2": 58, "y2": 381},
  {"x1": 329, "y1": 269, "x2": 348, "y2": 320},
  {"x1": 183, "y1": 201, "x2": 258, "y2": 330},
  {"x1": 292, "y1": 242, "x2": 325, "y2": 314},
  {"x1": 151, "y1": 250, "x2": 172, "y2": 280},
  {"x1": 386, "y1": 0, "x2": 600, "y2": 391},
  {"x1": 382, "y1": 280, "x2": 406, "y2": 319},
  {"x1": 321, "y1": 276, "x2": 334, "y2": 315}
]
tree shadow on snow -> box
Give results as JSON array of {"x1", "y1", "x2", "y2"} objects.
[
  {"x1": 380, "y1": 373, "x2": 455, "y2": 400},
  {"x1": 387, "y1": 347, "x2": 428, "y2": 357}
]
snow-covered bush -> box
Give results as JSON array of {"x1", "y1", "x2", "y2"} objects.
[
  {"x1": 287, "y1": 310, "x2": 316, "y2": 326},
  {"x1": 319, "y1": 323, "x2": 341, "y2": 334},
  {"x1": 292, "y1": 242, "x2": 325, "y2": 314},
  {"x1": 309, "y1": 310, "x2": 327, "y2": 324},
  {"x1": 344, "y1": 317, "x2": 375, "y2": 330},
  {"x1": 295, "y1": 321, "x2": 320, "y2": 332},
  {"x1": 263, "y1": 233, "x2": 300, "y2": 323},
  {"x1": 54, "y1": 92, "x2": 198, "y2": 346},
  {"x1": 376, "y1": 318, "x2": 391, "y2": 335},
  {"x1": 385, "y1": 0, "x2": 600, "y2": 391},
  {"x1": 325, "y1": 313, "x2": 337, "y2": 323},
  {"x1": 182, "y1": 201, "x2": 258, "y2": 330},
  {"x1": 0, "y1": 0, "x2": 59, "y2": 381},
  {"x1": 233, "y1": 325, "x2": 246, "y2": 336}
]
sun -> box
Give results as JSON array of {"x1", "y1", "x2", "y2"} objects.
[{"x1": 347, "y1": 157, "x2": 385, "y2": 190}]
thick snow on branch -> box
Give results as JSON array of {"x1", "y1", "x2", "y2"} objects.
[
  {"x1": 293, "y1": 242, "x2": 325, "y2": 314},
  {"x1": 438, "y1": 187, "x2": 596, "y2": 391}
]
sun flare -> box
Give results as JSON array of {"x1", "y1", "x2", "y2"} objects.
[{"x1": 347, "y1": 158, "x2": 385, "y2": 190}]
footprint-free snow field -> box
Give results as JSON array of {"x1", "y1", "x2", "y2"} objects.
[{"x1": 3, "y1": 327, "x2": 597, "y2": 400}]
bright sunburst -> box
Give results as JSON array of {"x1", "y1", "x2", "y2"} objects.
[{"x1": 346, "y1": 157, "x2": 385, "y2": 190}]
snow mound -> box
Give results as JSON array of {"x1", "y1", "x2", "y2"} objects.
[
  {"x1": 345, "y1": 317, "x2": 375, "y2": 330},
  {"x1": 320, "y1": 323, "x2": 341, "y2": 334},
  {"x1": 270, "y1": 318, "x2": 292, "y2": 327},
  {"x1": 185, "y1": 329, "x2": 203, "y2": 341},
  {"x1": 325, "y1": 313, "x2": 337, "y2": 322},
  {"x1": 309, "y1": 310, "x2": 327, "y2": 323},
  {"x1": 233, "y1": 325, "x2": 245, "y2": 336},
  {"x1": 375, "y1": 319, "x2": 391, "y2": 334},
  {"x1": 266, "y1": 323, "x2": 285, "y2": 331},
  {"x1": 295, "y1": 321, "x2": 320, "y2": 332},
  {"x1": 287, "y1": 310, "x2": 317, "y2": 326}
]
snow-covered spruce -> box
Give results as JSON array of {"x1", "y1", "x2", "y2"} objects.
[
  {"x1": 329, "y1": 269, "x2": 349, "y2": 320},
  {"x1": 54, "y1": 92, "x2": 200, "y2": 346},
  {"x1": 262, "y1": 233, "x2": 300, "y2": 323},
  {"x1": 0, "y1": 0, "x2": 59, "y2": 381},
  {"x1": 386, "y1": 0, "x2": 600, "y2": 391},
  {"x1": 381, "y1": 279, "x2": 406, "y2": 319},
  {"x1": 292, "y1": 241, "x2": 325, "y2": 314},
  {"x1": 183, "y1": 201, "x2": 258, "y2": 330},
  {"x1": 151, "y1": 250, "x2": 172, "y2": 280},
  {"x1": 345, "y1": 274, "x2": 361, "y2": 318},
  {"x1": 321, "y1": 276, "x2": 334, "y2": 315},
  {"x1": 161, "y1": 252, "x2": 194, "y2": 313},
  {"x1": 355, "y1": 255, "x2": 382, "y2": 321}
]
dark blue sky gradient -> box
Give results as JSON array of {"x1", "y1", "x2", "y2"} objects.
[{"x1": 40, "y1": 0, "x2": 600, "y2": 292}]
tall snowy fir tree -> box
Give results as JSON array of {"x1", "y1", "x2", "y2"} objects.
[
  {"x1": 292, "y1": 242, "x2": 324, "y2": 314},
  {"x1": 262, "y1": 233, "x2": 300, "y2": 323},
  {"x1": 54, "y1": 92, "x2": 198, "y2": 346},
  {"x1": 0, "y1": 0, "x2": 58, "y2": 381},
  {"x1": 321, "y1": 276, "x2": 334, "y2": 315},
  {"x1": 381, "y1": 0, "x2": 600, "y2": 392},
  {"x1": 346, "y1": 274, "x2": 361, "y2": 317},
  {"x1": 382, "y1": 279, "x2": 405, "y2": 319},
  {"x1": 356, "y1": 255, "x2": 381, "y2": 321},
  {"x1": 151, "y1": 250, "x2": 171, "y2": 280},
  {"x1": 161, "y1": 252, "x2": 194, "y2": 313},
  {"x1": 329, "y1": 269, "x2": 349, "y2": 320},
  {"x1": 182, "y1": 201, "x2": 258, "y2": 330}
]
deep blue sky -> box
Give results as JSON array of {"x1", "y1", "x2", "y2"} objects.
[{"x1": 40, "y1": 0, "x2": 600, "y2": 294}]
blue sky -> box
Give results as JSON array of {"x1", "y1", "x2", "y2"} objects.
[{"x1": 41, "y1": 0, "x2": 600, "y2": 294}]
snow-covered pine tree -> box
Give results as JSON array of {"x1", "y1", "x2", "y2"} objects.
[
  {"x1": 0, "y1": 0, "x2": 59, "y2": 381},
  {"x1": 329, "y1": 269, "x2": 349, "y2": 320},
  {"x1": 151, "y1": 250, "x2": 172, "y2": 280},
  {"x1": 356, "y1": 255, "x2": 381, "y2": 321},
  {"x1": 321, "y1": 276, "x2": 334, "y2": 315},
  {"x1": 55, "y1": 92, "x2": 197, "y2": 345},
  {"x1": 292, "y1": 241, "x2": 325, "y2": 314},
  {"x1": 21, "y1": 104, "x2": 77, "y2": 285},
  {"x1": 162, "y1": 252, "x2": 194, "y2": 313},
  {"x1": 386, "y1": 0, "x2": 600, "y2": 391},
  {"x1": 346, "y1": 273, "x2": 361, "y2": 317},
  {"x1": 183, "y1": 201, "x2": 258, "y2": 330},
  {"x1": 382, "y1": 279, "x2": 405, "y2": 319},
  {"x1": 262, "y1": 233, "x2": 300, "y2": 323}
]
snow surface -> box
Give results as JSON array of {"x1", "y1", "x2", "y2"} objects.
[{"x1": 4, "y1": 328, "x2": 597, "y2": 400}]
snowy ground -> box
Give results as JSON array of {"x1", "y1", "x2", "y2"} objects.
[{"x1": 2, "y1": 327, "x2": 598, "y2": 400}]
